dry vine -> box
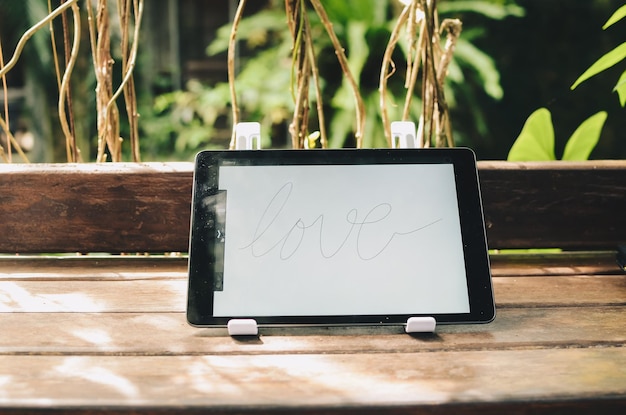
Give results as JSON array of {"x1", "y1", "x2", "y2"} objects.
[
  {"x1": 87, "y1": 0, "x2": 144, "y2": 162},
  {"x1": 1, "y1": 37, "x2": 11, "y2": 162},
  {"x1": 0, "y1": 0, "x2": 80, "y2": 163},
  {"x1": 380, "y1": 0, "x2": 461, "y2": 148},
  {"x1": 228, "y1": 0, "x2": 364, "y2": 149},
  {"x1": 56, "y1": 1, "x2": 81, "y2": 162},
  {"x1": 227, "y1": 0, "x2": 247, "y2": 149},
  {"x1": 0, "y1": 0, "x2": 143, "y2": 163}
]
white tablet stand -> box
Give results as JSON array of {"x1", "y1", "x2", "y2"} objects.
[
  {"x1": 227, "y1": 319, "x2": 258, "y2": 336},
  {"x1": 405, "y1": 317, "x2": 436, "y2": 333},
  {"x1": 226, "y1": 317, "x2": 436, "y2": 337},
  {"x1": 391, "y1": 121, "x2": 418, "y2": 148},
  {"x1": 235, "y1": 122, "x2": 261, "y2": 150}
]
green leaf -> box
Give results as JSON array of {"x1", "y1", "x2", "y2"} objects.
[
  {"x1": 345, "y1": 22, "x2": 369, "y2": 78},
  {"x1": 438, "y1": 1, "x2": 525, "y2": 20},
  {"x1": 603, "y1": 4, "x2": 626, "y2": 29},
  {"x1": 507, "y1": 108, "x2": 555, "y2": 161},
  {"x1": 562, "y1": 112, "x2": 607, "y2": 160},
  {"x1": 614, "y1": 70, "x2": 626, "y2": 107},
  {"x1": 328, "y1": 109, "x2": 355, "y2": 148},
  {"x1": 324, "y1": 0, "x2": 386, "y2": 26},
  {"x1": 454, "y1": 39, "x2": 503, "y2": 99},
  {"x1": 571, "y1": 42, "x2": 626, "y2": 90},
  {"x1": 207, "y1": 10, "x2": 287, "y2": 55}
]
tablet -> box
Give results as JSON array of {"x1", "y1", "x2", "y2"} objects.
[{"x1": 187, "y1": 148, "x2": 494, "y2": 327}]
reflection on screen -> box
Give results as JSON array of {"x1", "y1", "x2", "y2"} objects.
[{"x1": 212, "y1": 164, "x2": 470, "y2": 317}]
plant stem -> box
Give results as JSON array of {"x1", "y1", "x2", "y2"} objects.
[
  {"x1": 60, "y1": 0, "x2": 78, "y2": 162},
  {"x1": 58, "y1": 1, "x2": 81, "y2": 163},
  {"x1": 227, "y1": 0, "x2": 247, "y2": 149},
  {"x1": 309, "y1": 0, "x2": 365, "y2": 148},
  {"x1": 116, "y1": 0, "x2": 143, "y2": 161},
  {"x1": 0, "y1": 37, "x2": 10, "y2": 162},
  {"x1": 0, "y1": 0, "x2": 78, "y2": 79},
  {"x1": 289, "y1": 0, "x2": 311, "y2": 149},
  {"x1": 0, "y1": 116, "x2": 29, "y2": 163},
  {"x1": 379, "y1": 5, "x2": 410, "y2": 147},
  {"x1": 304, "y1": 11, "x2": 327, "y2": 149},
  {"x1": 402, "y1": 10, "x2": 426, "y2": 121},
  {"x1": 48, "y1": 0, "x2": 63, "y2": 92}
]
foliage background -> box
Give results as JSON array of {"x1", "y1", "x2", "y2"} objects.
[
  {"x1": 472, "y1": 0, "x2": 626, "y2": 160},
  {"x1": 1, "y1": 0, "x2": 625, "y2": 161}
]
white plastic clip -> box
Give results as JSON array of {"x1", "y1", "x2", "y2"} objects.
[
  {"x1": 235, "y1": 122, "x2": 261, "y2": 150},
  {"x1": 405, "y1": 317, "x2": 436, "y2": 333},
  {"x1": 391, "y1": 121, "x2": 417, "y2": 148},
  {"x1": 227, "y1": 319, "x2": 259, "y2": 336}
]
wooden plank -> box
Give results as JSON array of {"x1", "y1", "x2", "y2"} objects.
[
  {"x1": 0, "y1": 252, "x2": 621, "y2": 280},
  {"x1": 0, "y1": 256, "x2": 189, "y2": 281},
  {"x1": 2, "y1": 275, "x2": 624, "y2": 313},
  {"x1": 0, "y1": 280, "x2": 185, "y2": 312},
  {"x1": 0, "y1": 163, "x2": 193, "y2": 253},
  {"x1": 478, "y1": 161, "x2": 626, "y2": 249},
  {"x1": 0, "y1": 348, "x2": 624, "y2": 414},
  {"x1": 2, "y1": 161, "x2": 626, "y2": 253},
  {"x1": 489, "y1": 251, "x2": 623, "y2": 276},
  {"x1": 493, "y1": 275, "x2": 626, "y2": 308},
  {"x1": 1, "y1": 307, "x2": 625, "y2": 356}
]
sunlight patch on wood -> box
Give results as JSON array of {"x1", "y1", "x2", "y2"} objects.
[
  {"x1": 0, "y1": 282, "x2": 105, "y2": 312},
  {"x1": 54, "y1": 357, "x2": 140, "y2": 399}
]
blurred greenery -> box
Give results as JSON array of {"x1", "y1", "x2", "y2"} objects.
[
  {"x1": 145, "y1": 0, "x2": 525, "y2": 158},
  {"x1": 475, "y1": 0, "x2": 626, "y2": 160},
  {"x1": 2, "y1": 1, "x2": 626, "y2": 161}
]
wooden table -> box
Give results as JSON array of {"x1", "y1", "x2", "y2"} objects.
[
  {"x1": 1, "y1": 161, "x2": 625, "y2": 413},
  {"x1": 1, "y1": 252, "x2": 625, "y2": 414}
]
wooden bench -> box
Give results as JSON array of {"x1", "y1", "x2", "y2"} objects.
[{"x1": 1, "y1": 160, "x2": 625, "y2": 414}]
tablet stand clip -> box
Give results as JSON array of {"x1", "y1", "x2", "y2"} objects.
[
  {"x1": 391, "y1": 121, "x2": 418, "y2": 149},
  {"x1": 235, "y1": 122, "x2": 261, "y2": 150},
  {"x1": 227, "y1": 319, "x2": 258, "y2": 336},
  {"x1": 405, "y1": 317, "x2": 436, "y2": 333}
]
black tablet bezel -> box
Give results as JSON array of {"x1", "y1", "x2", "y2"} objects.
[{"x1": 187, "y1": 148, "x2": 495, "y2": 327}]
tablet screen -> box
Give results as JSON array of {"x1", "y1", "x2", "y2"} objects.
[{"x1": 187, "y1": 148, "x2": 494, "y2": 326}]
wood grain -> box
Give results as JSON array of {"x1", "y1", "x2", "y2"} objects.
[
  {"x1": 0, "y1": 348, "x2": 625, "y2": 413},
  {"x1": 1, "y1": 274, "x2": 625, "y2": 313},
  {"x1": 1, "y1": 307, "x2": 625, "y2": 356},
  {"x1": 1, "y1": 161, "x2": 626, "y2": 414},
  {"x1": 1, "y1": 161, "x2": 625, "y2": 253},
  {"x1": 478, "y1": 161, "x2": 626, "y2": 249},
  {"x1": 0, "y1": 254, "x2": 625, "y2": 413},
  {"x1": 0, "y1": 252, "x2": 621, "y2": 279},
  {"x1": 0, "y1": 163, "x2": 193, "y2": 253},
  {"x1": 2, "y1": 253, "x2": 625, "y2": 313}
]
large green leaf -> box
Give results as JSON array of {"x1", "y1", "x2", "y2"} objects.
[
  {"x1": 603, "y1": 4, "x2": 626, "y2": 29},
  {"x1": 562, "y1": 111, "x2": 607, "y2": 161},
  {"x1": 571, "y1": 42, "x2": 626, "y2": 90},
  {"x1": 507, "y1": 108, "x2": 555, "y2": 161}
]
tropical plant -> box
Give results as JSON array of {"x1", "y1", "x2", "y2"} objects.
[
  {"x1": 507, "y1": 108, "x2": 607, "y2": 161},
  {"x1": 571, "y1": 4, "x2": 626, "y2": 107},
  {"x1": 509, "y1": 4, "x2": 624, "y2": 162}
]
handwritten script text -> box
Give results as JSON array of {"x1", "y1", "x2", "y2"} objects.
[{"x1": 240, "y1": 182, "x2": 443, "y2": 261}]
